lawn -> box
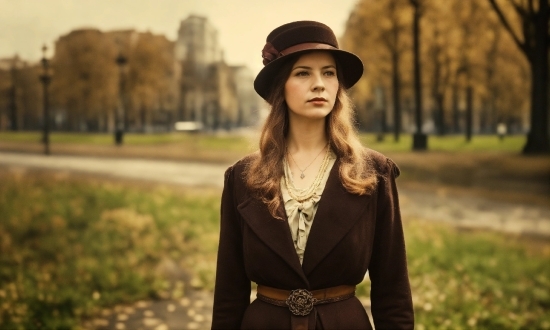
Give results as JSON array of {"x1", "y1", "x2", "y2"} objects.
[
  {"x1": 0, "y1": 131, "x2": 526, "y2": 154},
  {"x1": 0, "y1": 169, "x2": 548, "y2": 329},
  {"x1": 0, "y1": 131, "x2": 253, "y2": 151},
  {"x1": 0, "y1": 170, "x2": 220, "y2": 329},
  {"x1": 359, "y1": 133, "x2": 526, "y2": 153}
]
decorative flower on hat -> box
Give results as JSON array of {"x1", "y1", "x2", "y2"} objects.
[{"x1": 262, "y1": 42, "x2": 280, "y2": 65}]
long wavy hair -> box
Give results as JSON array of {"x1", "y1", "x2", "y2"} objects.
[{"x1": 245, "y1": 52, "x2": 378, "y2": 219}]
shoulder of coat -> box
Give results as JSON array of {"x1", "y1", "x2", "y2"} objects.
[
  {"x1": 364, "y1": 148, "x2": 400, "y2": 178},
  {"x1": 224, "y1": 151, "x2": 260, "y2": 181}
]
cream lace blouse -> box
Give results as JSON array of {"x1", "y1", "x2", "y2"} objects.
[{"x1": 280, "y1": 150, "x2": 336, "y2": 265}]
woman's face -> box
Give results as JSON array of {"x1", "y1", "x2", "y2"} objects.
[{"x1": 284, "y1": 51, "x2": 339, "y2": 122}]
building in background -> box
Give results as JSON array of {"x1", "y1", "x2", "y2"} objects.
[
  {"x1": 231, "y1": 65, "x2": 259, "y2": 127},
  {"x1": 0, "y1": 15, "x2": 259, "y2": 133},
  {"x1": 176, "y1": 15, "x2": 259, "y2": 130}
]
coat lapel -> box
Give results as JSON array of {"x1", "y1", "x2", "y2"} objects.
[
  {"x1": 237, "y1": 196, "x2": 309, "y2": 284},
  {"x1": 301, "y1": 159, "x2": 373, "y2": 276}
]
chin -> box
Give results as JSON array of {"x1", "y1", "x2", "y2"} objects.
[
  {"x1": 288, "y1": 105, "x2": 333, "y2": 121},
  {"x1": 303, "y1": 110, "x2": 332, "y2": 120}
]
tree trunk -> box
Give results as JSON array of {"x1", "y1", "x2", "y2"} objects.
[
  {"x1": 413, "y1": 7, "x2": 422, "y2": 135},
  {"x1": 465, "y1": 86, "x2": 473, "y2": 142},
  {"x1": 411, "y1": 0, "x2": 427, "y2": 150},
  {"x1": 392, "y1": 50, "x2": 401, "y2": 142},
  {"x1": 452, "y1": 81, "x2": 460, "y2": 133},
  {"x1": 523, "y1": 0, "x2": 550, "y2": 153},
  {"x1": 9, "y1": 76, "x2": 17, "y2": 131},
  {"x1": 489, "y1": 0, "x2": 550, "y2": 153},
  {"x1": 436, "y1": 93, "x2": 445, "y2": 135}
]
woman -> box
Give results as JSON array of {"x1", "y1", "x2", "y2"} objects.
[{"x1": 212, "y1": 21, "x2": 414, "y2": 330}]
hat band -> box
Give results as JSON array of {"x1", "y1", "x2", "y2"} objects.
[{"x1": 262, "y1": 42, "x2": 337, "y2": 66}]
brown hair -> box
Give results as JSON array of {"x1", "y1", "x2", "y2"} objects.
[{"x1": 245, "y1": 53, "x2": 377, "y2": 218}]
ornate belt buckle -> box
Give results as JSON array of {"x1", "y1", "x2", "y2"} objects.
[{"x1": 286, "y1": 289, "x2": 317, "y2": 316}]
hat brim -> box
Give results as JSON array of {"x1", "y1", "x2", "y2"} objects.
[{"x1": 253, "y1": 49, "x2": 363, "y2": 101}]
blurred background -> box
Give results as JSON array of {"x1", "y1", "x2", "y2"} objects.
[{"x1": 0, "y1": 0, "x2": 549, "y2": 329}]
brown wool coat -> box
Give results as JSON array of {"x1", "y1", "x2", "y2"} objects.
[{"x1": 211, "y1": 149, "x2": 414, "y2": 330}]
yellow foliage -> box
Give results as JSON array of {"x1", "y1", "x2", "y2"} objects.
[
  {"x1": 342, "y1": 0, "x2": 530, "y2": 131},
  {"x1": 98, "y1": 208, "x2": 155, "y2": 232}
]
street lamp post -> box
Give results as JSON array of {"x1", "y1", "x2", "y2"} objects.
[
  {"x1": 39, "y1": 45, "x2": 52, "y2": 155},
  {"x1": 115, "y1": 53, "x2": 127, "y2": 145}
]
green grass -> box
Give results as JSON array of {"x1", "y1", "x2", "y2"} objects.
[
  {"x1": 0, "y1": 170, "x2": 220, "y2": 329},
  {"x1": 1, "y1": 170, "x2": 548, "y2": 329},
  {"x1": 358, "y1": 220, "x2": 550, "y2": 329},
  {"x1": 360, "y1": 133, "x2": 526, "y2": 153},
  {"x1": 0, "y1": 131, "x2": 525, "y2": 153},
  {"x1": 0, "y1": 131, "x2": 253, "y2": 150}
]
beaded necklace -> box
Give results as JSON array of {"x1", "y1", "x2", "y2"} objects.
[{"x1": 283, "y1": 147, "x2": 332, "y2": 203}]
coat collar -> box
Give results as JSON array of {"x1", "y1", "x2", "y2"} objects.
[
  {"x1": 301, "y1": 160, "x2": 372, "y2": 276},
  {"x1": 237, "y1": 158, "x2": 372, "y2": 284},
  {"x1": 237, "y1": 195, "x2": 308, "y2": 284}
]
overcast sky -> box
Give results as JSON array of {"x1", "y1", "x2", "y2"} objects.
[{"x1": 0, "y1": 0, "x2": 359, "y2": 74}]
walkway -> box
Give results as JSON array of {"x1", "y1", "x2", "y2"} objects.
[
  {"x1": 2, "y1": 151, "x2": 548, "y2": 237},
  {"x1": 0, "y1": 151, "x2": 228, "y2": 187}
]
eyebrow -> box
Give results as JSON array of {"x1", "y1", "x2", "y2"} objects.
[{"x1": 292, "y1": 65, "x2": 336, "y2": 70}]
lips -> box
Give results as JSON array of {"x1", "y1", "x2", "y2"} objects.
[{"x1": 307, "y1": 97, "x2": 327, "y2": 102}]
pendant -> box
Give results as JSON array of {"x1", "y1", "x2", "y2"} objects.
[{"x1": 300, "y1": 173, "x2": 305, "y2": 179}]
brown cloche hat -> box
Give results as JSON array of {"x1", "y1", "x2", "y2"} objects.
[{"x1": 253, "y1": 20, "x2": 364, "y2": 100}]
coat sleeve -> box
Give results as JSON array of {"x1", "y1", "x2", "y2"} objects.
[
  {"x1": 211, "y1": 165, "x2": 251, "y2": 329},
  {"x1": 368, "y1": 158, "x2": 414, "y2": 330}
]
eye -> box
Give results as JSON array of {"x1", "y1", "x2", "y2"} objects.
[
  {"x1": 324, "y1": 70, "x2": 336, "y2": 77},
  {"x1": 295, "y1": 70, "x2": 309, "y2": 77}
]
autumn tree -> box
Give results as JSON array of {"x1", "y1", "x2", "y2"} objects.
[
  {"x1": 123, "y1": 32, "x2": 178, "y2": 132},
  {"x1": 488, "y1": 0, "x2": 549, "y2": 154},
  {"x1": 51, "y1": 29, "x2": 118, "y2": 131},
  {"x1": 409, "y1": 0, "x2": 428, "y2": 149},
  {"x1": 17, "y1": 64, "x2": 43, "y2": 130},
  {"x1": 422, "y1": 1, "x2": 460, "y2": 135},
  {"x1": 343, "y1": 0, "x2": 531, "y2": 144},
  {"x1": 342, "y1": 0, "x2": 412, "y2": 137},
  {"x1": 51, "y1": 29, "x2": 178, "y2": 133},
  {"x1": 0, "y1": 57, "x2": 42, "y2": 130}
]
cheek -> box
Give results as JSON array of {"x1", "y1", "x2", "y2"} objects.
[
  {"x1": 329, "y1": 81, "x2": 339, "y2": 95},
  {"x1": 284, "y1": 82, "x2": 300, "y2": 103}
]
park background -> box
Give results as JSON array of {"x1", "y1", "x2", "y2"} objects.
[{"x1": 0, "y1": 0, "x2": 549, "y2": 329}]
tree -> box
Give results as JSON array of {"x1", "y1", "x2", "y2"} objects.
[
  {"x1": 0, "y1": 57, "x2": 42, "y2": 130},
  {"x1": 381, "y1": 0, "x2": 410, "y2": 141},
  {"x1": 410, "y1": 0, "x2": 428, "y2": 150},
  {"x1": 488, "y1": 0, "x2": 550, "y2": 153},
  {"x1": 423, "y1": 0, "x2": 455, "y2": 135},
  {"x1": 342, "y1": 0, "x2": 412, "y2": 136},
  {"x1": 125, "y1": 32, "x2": 178, "y2": 132},
  {"x1": 342, "y1": 0, "x2": 531, "y2": 140},
  {"x1": 51, "y1": 29, "x2": 118, "y2": 131}
]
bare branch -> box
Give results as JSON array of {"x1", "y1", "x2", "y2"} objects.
[{"x1": 488, "y1": 0, "x2": 528, "y2": 54}]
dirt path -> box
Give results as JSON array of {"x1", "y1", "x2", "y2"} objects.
[
  {"x1": 2, "y1": 151, "x2": 548, "y2": 236},
  {"x1": 0, "y1": 151, "x2": 229, "y2": 187}
]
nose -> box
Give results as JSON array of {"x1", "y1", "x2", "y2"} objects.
[{"x1": 311, "y1": 72, "x2": 325, "y2": 92}]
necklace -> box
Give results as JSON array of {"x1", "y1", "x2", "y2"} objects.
[
  {"x1": 284, "y1": 148, "x2": 332, "y2": 202},
  {"x1": 288, "y1": 143, "x2": 328, "y2": 179}
]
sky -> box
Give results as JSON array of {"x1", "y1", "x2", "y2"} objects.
[{"x1": 0, "y1": 0, "x2": 360, "y2": 74}]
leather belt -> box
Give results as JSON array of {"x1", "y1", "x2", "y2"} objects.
[{"x1": 256, "y1": 285, "x2": 356, "y2": 330}]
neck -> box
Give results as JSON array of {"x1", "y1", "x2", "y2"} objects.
[{"x1": 286, "y1": 118, "x2": 328, "y2": 153}]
